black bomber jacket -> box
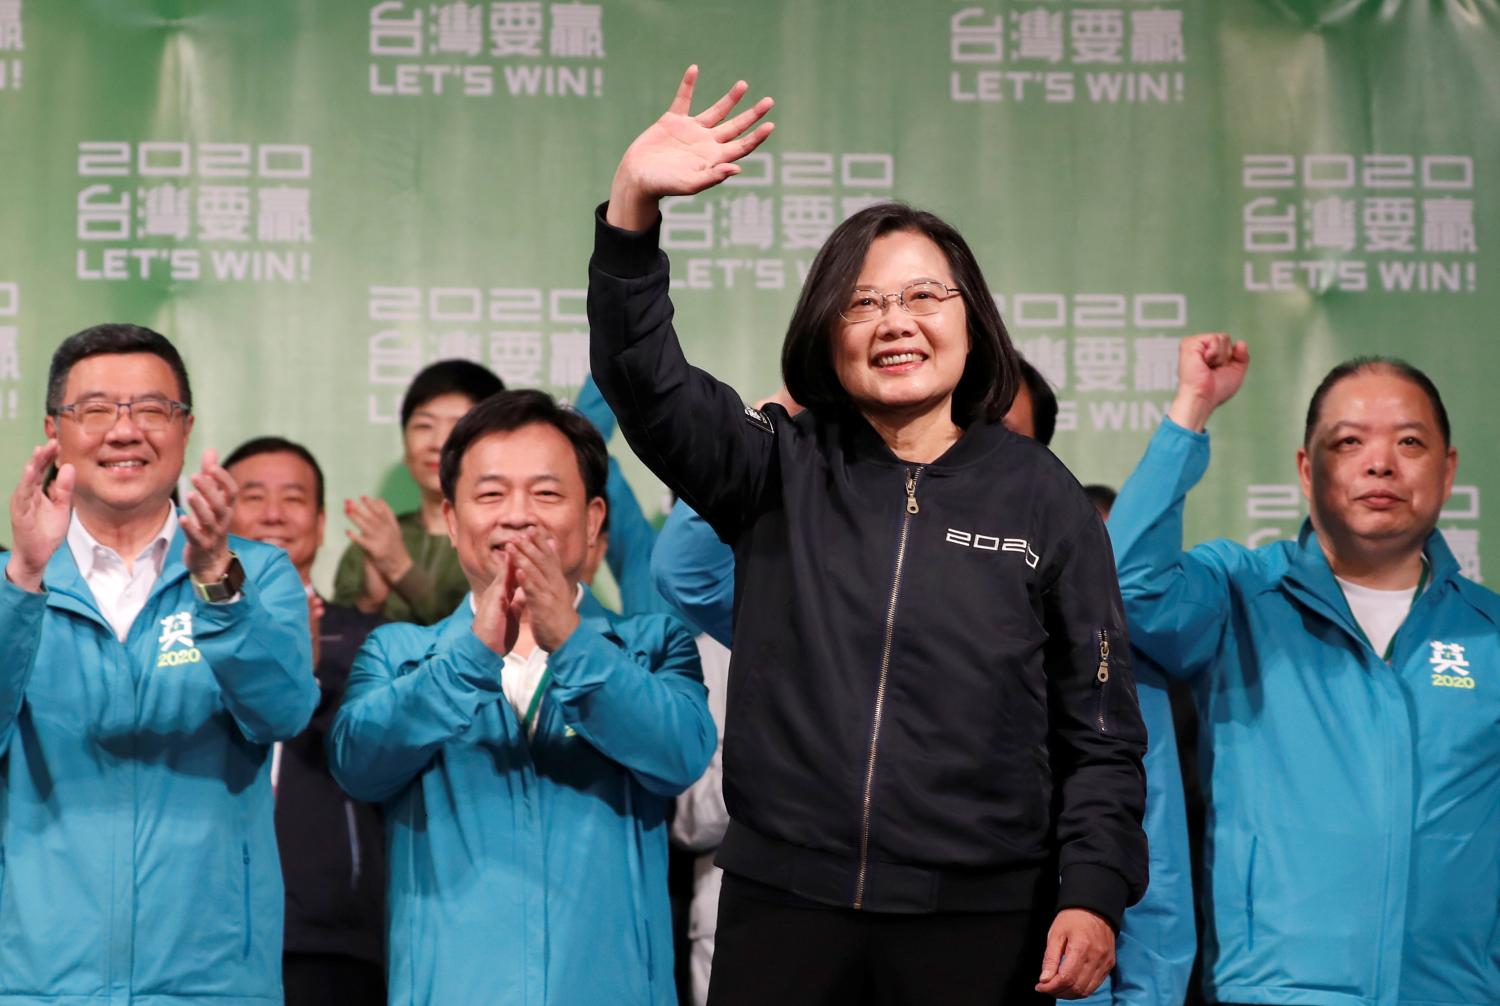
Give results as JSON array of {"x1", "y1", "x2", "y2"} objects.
[{"x1": 587, "y1": 207, "x2": 1148, "y2": 928}]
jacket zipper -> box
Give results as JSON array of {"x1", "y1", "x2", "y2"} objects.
[
  {"x1": 1095, "y1": 629, "x2": 1111, "y2": 732},
  {"x1": 344, "y1": 800, "x2": 362, "y2": 889},
  {"x1": 241, "y1": 842, "x2": 252, "y2": 958},
  {"x1": 854, "y1": 465, "x2": 922, "y2": 909}
]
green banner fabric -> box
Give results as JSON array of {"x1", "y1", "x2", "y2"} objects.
[{"x1": 0, "y1": 0, "x2": 1495, "y2": 593}]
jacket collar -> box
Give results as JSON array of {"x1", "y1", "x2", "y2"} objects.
[
  {"x1": 843, "y1": 409, "x2": 1017, "y2": 471},
  {"x1": 1281, "y1": 518, "x2": 1459, "y2": 639}
]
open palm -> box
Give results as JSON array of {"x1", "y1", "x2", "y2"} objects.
[
  {"x1": 8, "y1": 441, "x2": 74, "y2": 589},
  {"x1": 608, "y1": 66, "x2": 774, "y2": 229}
]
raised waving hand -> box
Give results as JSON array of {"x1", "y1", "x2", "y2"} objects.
[{"x1": 607, "y1": 65, "x2": 775, "y2": 231}]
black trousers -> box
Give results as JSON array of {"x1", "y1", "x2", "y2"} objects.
[
  {"x1": 707, "y1": 873, "x2": 1056, "y2": 1006},
  {"x1": 283, "y1": 952, "x2": 387, "y2": 1006}
]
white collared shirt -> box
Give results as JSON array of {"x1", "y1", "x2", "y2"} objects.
[
  {"x1": 67, "y1": 507, "x2": 178, "y2": 642},
  {"x1": 471, "y1": 583, "x2": 584, "y2": 739}
]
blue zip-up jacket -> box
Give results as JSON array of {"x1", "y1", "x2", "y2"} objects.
[
  {"x1": 576, "y1": 375, "x2": 675, "y2": 617},
  {"x1": 328, "y1": 599, "x2": 714, "y2": 1005},
  {"x1": 654, "y1": 500, "x2": 1197, "y2": 1002},
  {"x1": 650, "y1": 500, "x2": 733, "y2": 648},
  {"x1": 1111, "y1": 419, "x2": 1500, "y2": 1006},
  {"x1": 0, "y1": 530, "x2": 318, "y2": 1005},
  {"x1": 1077, "y1": 653, "x2": 1196, "y2": 1006}
]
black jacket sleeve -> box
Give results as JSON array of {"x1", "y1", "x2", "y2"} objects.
[
  {"x1": 586, "y1": 204, "x2": 777, "y2": 541},
  {"x1": 1040, "y1": 508, "x2": 1149, "y2": 929}
]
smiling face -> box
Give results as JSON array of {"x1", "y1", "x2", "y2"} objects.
[
  {"x1": 45, "y1": 351, "x2": 191, "y2": 526},
  {"x1": 442, "y1": 422, "x2": 605, "y2": 594},
  {"x1": 831, "y1": 231, "x2": 970, "y2": 426},
  {"x1": 227, "y1": 450, "x2": 325, "y2": 583},
  {"x1": 1298, "y1": 368, "x2": 1456, "y2": 564},
  {"x1": 403, "y1": 392, "x2": 476, "y2": 497}
]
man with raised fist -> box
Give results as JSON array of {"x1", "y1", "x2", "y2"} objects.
[
  {"x1": 1110, "y1": 334, "x2": 1500, "y2": 1006},
  {"x1": 0, "y1": 323, "x2": 318, "y2": 1003}
]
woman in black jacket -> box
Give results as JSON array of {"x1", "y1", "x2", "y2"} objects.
[{"x1": 588, "y1": 67, "x2": 1148, "y2": 1005}]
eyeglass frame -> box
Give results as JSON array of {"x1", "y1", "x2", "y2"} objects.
[
  {"x1": 838, "y1": 281, "x2": 964, "y2": 323},
  {"x1": 48, "y1": 396, "x2": 193, "y2": 433}
]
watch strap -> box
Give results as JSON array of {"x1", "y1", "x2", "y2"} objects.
[{"x1": 193, "y1": 551, "x2": 245, "y2": 603}]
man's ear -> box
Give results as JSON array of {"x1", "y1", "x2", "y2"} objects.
[
  {"x1": 443, "y1": 497, "x2": 459, "y2": 549},
  {"x1": 585, "y1": 496, "x2": 606, "y2": 547}
]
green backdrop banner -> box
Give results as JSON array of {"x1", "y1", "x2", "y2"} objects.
[{"x1": 0, "y1": 0, "x2": 1495, "y2": 593}]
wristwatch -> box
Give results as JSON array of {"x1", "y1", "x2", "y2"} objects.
[{"x1": 192, "y1": 552, "x2": 246, "y2": 603}]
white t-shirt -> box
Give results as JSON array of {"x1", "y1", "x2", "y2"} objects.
[{"x1": 1336, "y1": 576, "x2": 1418, "y2": 658}]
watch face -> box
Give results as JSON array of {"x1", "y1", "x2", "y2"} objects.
[{"x1": 225, "y1": 554, "x2": 246, "y2": 594}]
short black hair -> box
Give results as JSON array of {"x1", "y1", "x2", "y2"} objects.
[
  {"x1": 1304, "y1": 357, "x2": 1451, "y2": 447},
  {"x1": 781, "y1": 202, "x2": 1020, "y2": 427},
  {"x1": 400, "y1": 359, "x2": 505, "y2": 430},
  {"x1": 47, "y1": 323, "x2": 192, "y2": 412},
  {"x1": 439, "y1": 389, "x2": 607, "y2": 506},
  {"x1": 1082, "y1": 483, "x2": 1117, "y2": 517},
  {"x1": 224, "y1": 436, "x2": 326, "y2": 511},
  {"x1": 1017, "y1": 357, "x2": 1058, "y2": 447}
]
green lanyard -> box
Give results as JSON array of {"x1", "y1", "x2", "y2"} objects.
[
  {"x1": 522, "y1": 667, "x2": 552, "y2": 738},
  {"x1": 1350, "y1": 558, "x2": 1430, "y2": 662}
]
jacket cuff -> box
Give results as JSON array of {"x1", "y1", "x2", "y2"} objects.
[
  {"x1": 449, "y1": 627, "x2": 504, "y2": 689},
  {"x1": 0, "y1": 568, "x2": 48, "y2": 603},
  {"x1": 1157, "y1": 414, "x2": 1210, "y2": 445},
  {"x1": 1056, "y1": 864, "x2": 1129, "y2": 932},
  {"x1": 546, "y1": 621, "x2": 615, "y2": 690},
  {"x1": 592, "y1": 201, "x2": 663, "y2": 279}
]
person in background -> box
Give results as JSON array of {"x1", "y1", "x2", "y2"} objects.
[
  {"x1": 1081, "y1": 484, "x2": 1116, "y2": 515},
  {"x1": 335, "y1": 359, "x2": 504, "y2": 624},
  {"x1": 226, "y1": 436, "x2": 387, "y2": 1006},
  {"x1": 667, "y1": 630, "x2": 732, "y2": 1006},
  {"x1": 575, "y1": 373, "x2": 677, "y2": 617},
  {"x1": 1010, "y1": 356, "x2": 1059, "y2": 445},
  {"x1": 1111, "y1": 334, "x2": 1500, "y2": 1006},
  {"x1": 0, "y1": 323, "x2": 317, "y2": 1002},
  {"x1": 1077, "y1": 484, "x2": 1197, "y2": 1006},
  {"x1": 329, "y1": 389, "x2": 714, "y2": 1005}
]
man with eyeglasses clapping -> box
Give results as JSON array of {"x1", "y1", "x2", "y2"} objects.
[{"x1": 0, "y1": 323, "x2": 318, "y2": 1005}]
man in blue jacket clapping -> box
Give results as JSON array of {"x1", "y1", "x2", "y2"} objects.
[
  {"x1": 330, "y1": 389, "x2": 714, "y2": 1006},
  {"x1": 0, "y1": 323, "x2": 319, "y2": 1004}
]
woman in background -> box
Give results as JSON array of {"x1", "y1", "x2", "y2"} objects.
[{"x1": 334, "y1": 359, "x2": 502, "y2": 624}]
